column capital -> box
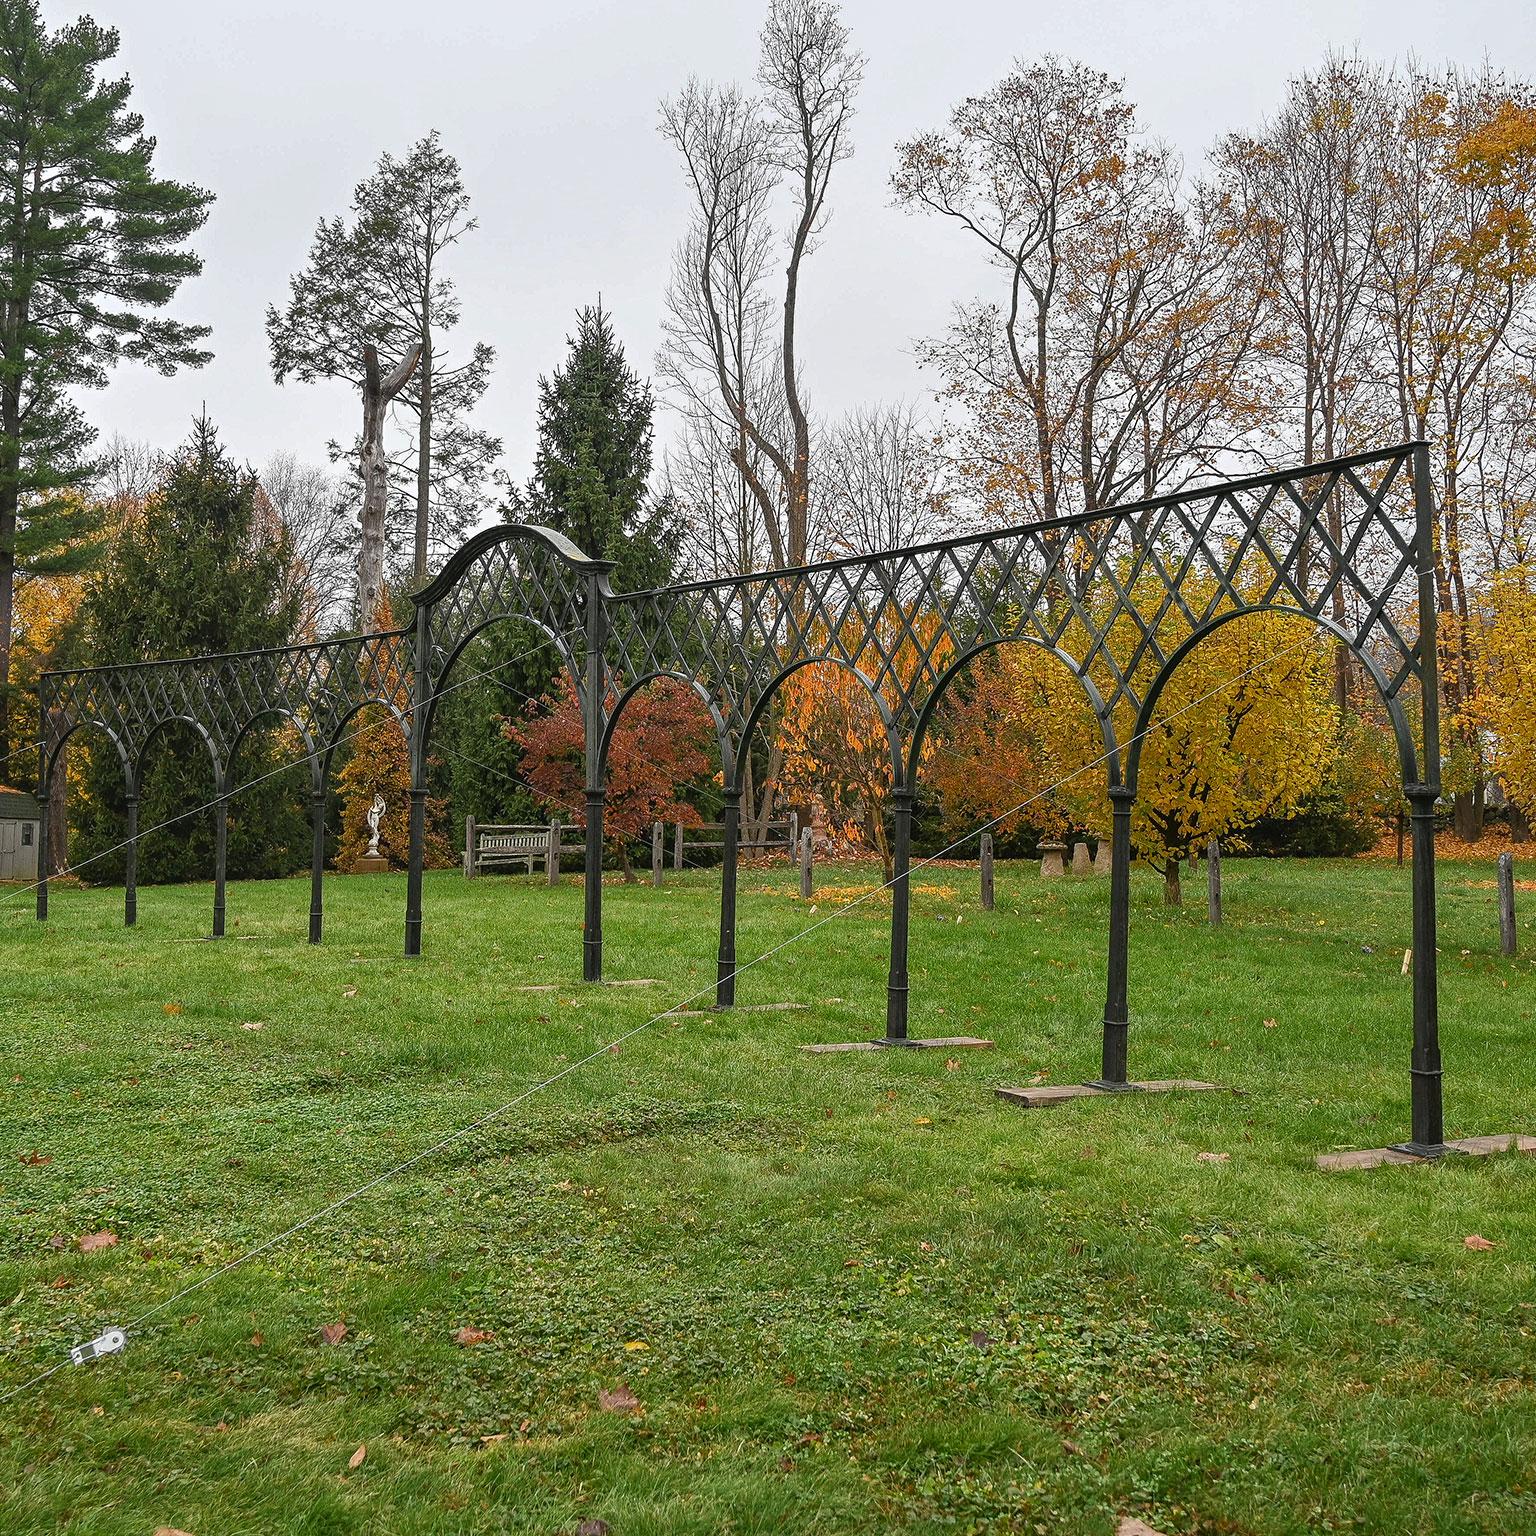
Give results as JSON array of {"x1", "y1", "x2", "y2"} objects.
[{"x1": 1108, "y1": 784, "x2": 1137, "y2": 805}]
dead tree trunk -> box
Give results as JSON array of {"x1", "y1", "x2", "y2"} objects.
[{"x1": 357, "y1": 341, "x2": 422, "y2": 632}]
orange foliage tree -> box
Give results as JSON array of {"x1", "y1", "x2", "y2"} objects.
[
  {"x1": 775, "y1": 610, "x2": 955, "y2": 879},
  {"x1": 506, "y1": 676, "x2": 715, "y2": 881}
]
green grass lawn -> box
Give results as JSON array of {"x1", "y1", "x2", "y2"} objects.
[{"x1": 2, "y1": 853, "x2": 1535, "y2": 1535}]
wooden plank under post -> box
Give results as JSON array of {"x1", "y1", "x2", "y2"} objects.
[
  {"x1": 799, "y1": 826, "x2": 813, "y2": 899},
  {"x1": 652, "y1": 821, "x2": 664, "y2": 887},
  {"x1": 980, "y1": 832, "x2": 995, "y2": 911},
  {"x1": 1207, "y1": 836, "x2": 1222, "y2": 927},
  {"x1": 1500, "y1": 850, "x2": 1517, "y2": 957},
  {"x1": 464, "y1": 814, "x2": 476, "y2": 877}
]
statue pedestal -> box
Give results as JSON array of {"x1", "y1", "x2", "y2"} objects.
[{"x1": 352, "y1": 851, "x2": 390, "y2": 875}]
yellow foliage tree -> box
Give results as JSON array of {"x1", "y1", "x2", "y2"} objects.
[
  {"x1": 931, "y1": 570, "x2": 1339, "y2": 902},
  {"x1": 1477, "y1": 561, "x2": 1536, "y2": 823}
]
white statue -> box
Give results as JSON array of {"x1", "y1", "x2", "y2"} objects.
[{"x1": 366, "y1": 794, "x2": 386, "y2": 856}]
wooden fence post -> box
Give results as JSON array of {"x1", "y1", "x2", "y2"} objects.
[
  {"x1": 674, "y1": 821, "x2": 683, "y2": 871},
  {"x1": 547, "y1": 821, "x2": 561, "y2": 885},
  {"x1": 980, "y1": 832, "x2": 995, "y2": 911},
  {"x1": 1207, "y1": 836, "x2": 1222, "y2": 927},
  {"x1": 1500, "y1": 850, "x2": 1517, "y2": 957},
  {"x1": 652, "y1": 822, "x2": 664, "y2": 887},
  {"x1": 800, "y1": 826, "x2": 813, "y2": 899},
  {"x1": 464, "y1": 815, "x2": 476, "y2": 878}
]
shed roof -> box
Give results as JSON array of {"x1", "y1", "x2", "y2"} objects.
[{"x1": 0, "y1": 787, "x2": 42, "y2": 819}]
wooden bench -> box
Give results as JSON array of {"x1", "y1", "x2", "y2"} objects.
[{"x1": 464, "y1": 818, "x2": 582, "y2": 883}]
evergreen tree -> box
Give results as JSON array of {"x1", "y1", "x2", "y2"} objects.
[
  {"x1": 0, "y1": 0, "x2": 214, "y2": 754},
  {"x1": 267, "y1": 131, "x2": 499, "y2": 585},
  {"x1": 519, "y1": 301, "x2": 680, "y2": 592},
  {"x1": 73, "y1": 419, "x2": 308, "y2": 884}
]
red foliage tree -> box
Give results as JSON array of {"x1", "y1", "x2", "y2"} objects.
[{"x1": 505, "y1": 676, "x2": 715, "y2": 880}]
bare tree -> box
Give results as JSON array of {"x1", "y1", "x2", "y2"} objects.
[
  {"x1": 659, "y1": 0, "x2": 863, "y2": 571},
  {"x1": 817, "y1": 401, "x2": 952, "y2": 558},
  {"x1": 259, "y1": 453, "x2": 356, "y2": 637},
  {"x1": 894, "y1": 58, "x2": 1260, "y2": 543}
]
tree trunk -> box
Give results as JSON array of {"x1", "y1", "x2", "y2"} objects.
[
  {"x1": 1452, "y1": 785, "x2": 1484, "y2": 843},
  {"x1": 1163, "y1": 859, "x2": 1182, "y2": 907},
  {"x1": 0, "y1": 529, "x2": 13, "y2": 760},
  {"x1": 357, "y1": 342, "x2": 421, "y2": 632},
  {"x1": 0, "y1": 349, "x2": 21, "y2": 757},
  {"x1": 414, "y1": 332, "x2": 432, "y2": 585},
  {"x1": 48, "y1": 733, "x2": 66, "y2": 875},
  {"x1": 1510, "y1": 803, "x2": 1531, "y2": 844}
]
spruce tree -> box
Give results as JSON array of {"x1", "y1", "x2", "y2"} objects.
[
  {"x1": 521, "y1": 301, "x2": 680, "y2": 592},
  {"x1": 73, "y1": 419, "x2": 308, "y2": 884},
  {"x1": 0, "y1": 0, "x2": 214, "y2": 753}
]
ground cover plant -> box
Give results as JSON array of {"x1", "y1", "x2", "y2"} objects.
[{"x1": 2, "y1": 855, "x2": 1534, "y2": 1534}]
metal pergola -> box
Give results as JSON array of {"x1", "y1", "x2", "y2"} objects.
[{"x1": 36, "y1": 442, "x2": 1448, "y2": 1154}]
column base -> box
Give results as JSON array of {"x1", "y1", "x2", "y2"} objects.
[
  {"x1": 801, "y1": 1035, "x2": 993, "y2": 1054},
  {"x1": 996, "y1": 1078, "x2": 1226, "y2": 1107},
  {"x1": 1316, "y1": 1133, "x2": 1536, "y2": 1172}
]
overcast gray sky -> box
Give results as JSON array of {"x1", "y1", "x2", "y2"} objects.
[{"x1": 92, "y1": 0, "x2": 1534, "y2": 520}]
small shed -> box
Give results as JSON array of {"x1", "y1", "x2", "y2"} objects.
[{"x1": 0, "y1": 786, "x2": 42, "y2": 881}]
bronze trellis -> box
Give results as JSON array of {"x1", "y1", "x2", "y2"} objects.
[{"x1": 35, "y1": 443, "x2": 1447, "y2": 1156}]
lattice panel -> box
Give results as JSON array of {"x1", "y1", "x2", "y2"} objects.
[
  {"x1": 606, "y1": 446, "x2": 1423, "y2": 748},
  {"x1": 39, "y1": 446, "x2": 1427, "y2": 795},
  {"x1": 42, "y1": 629, "x2": 417, "y2": 776}
]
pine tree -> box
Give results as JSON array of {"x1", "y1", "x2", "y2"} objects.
[
  {"x1": 266, "y1": 131, "x2": 499, "y2": 585},
  {"x1": 0, "y1": 0, "x2": 214, "y2": 753},
  {"x1": 73, "y1": 419, "x2": 308, "y2": 884},
  {"x1": 520, "y1": 302, "x2": 680, "y2": 592}
]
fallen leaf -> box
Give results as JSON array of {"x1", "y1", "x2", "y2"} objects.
[
  {"x1": 944, "y1": 1058, "x2": 960, "y2": 1070},
  {"x1": 19, "y1": 1151, "x2": 52, "y2": 1166},
  {"x1": 622, "y1": 1339, "x2": 649, "y2": 1351},
  {"x1": 914, "y1": 1117, "x2": 933, "y2": 1127},
  {"x1": 577, "y1": 1521, "x2": 612, "y2": 1536},
  {"x1": 1262, "y1": 1018, "x2": 1277, "y2": 1029},
  {"x1": 317, "y1": 1321, "x2": 348, "y2": 1346},
  {"x1": 45, "y1": 1234, "x2": 67, "y2": 1250},
  {"x1": 597, "y1": 1383, "x2": 640, "y2": 1414},
  {"x1": 49, "y1": 1275, "x2": 72, "y2": 1290},
  {"x1": 970, "y1": 1330, "x2": 994, "y2": 1350},
  {"x1": 453, "y1": 1326, "x2": 494, "y2": 1346},
  {"x1": 1117, "y1": 1520, "x2": 1169, "y2": 1536},
  {"x1": 1062, "y1": 1438, "x2": 1084, "y2": 1456},
  {"x1": 342, "y1": 986, "x2": 358, "y2": 999},
  {"x1": 162, "y1": 1002, "x2": 183, "y2": 1016},
  {"x1": 480, "y1": 1433, "x2": 508, "y2": 1445},
  {"x1": 248, "y1": 1331, "x2": 264, "y2": 1347},
  {"x1": 154, "y1": 1528, "x2": 196, "y2": 1536},
  {"x1": 347, "y1": 1443, "x2": 366, "y2": 1470},
  {"x1": 240, "y1": 1022, "x2": 264, "y2": 1031},
  {"x1": 77, "y1": 1231, "x2": 118, "y2": 1253},
  {"x1": 1195, "y1": 1152, "x2": 1230, "y2": 1164},
  {"x1": 1464, "y1": 1234, "x2": 1496, "y2": 1251}
]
